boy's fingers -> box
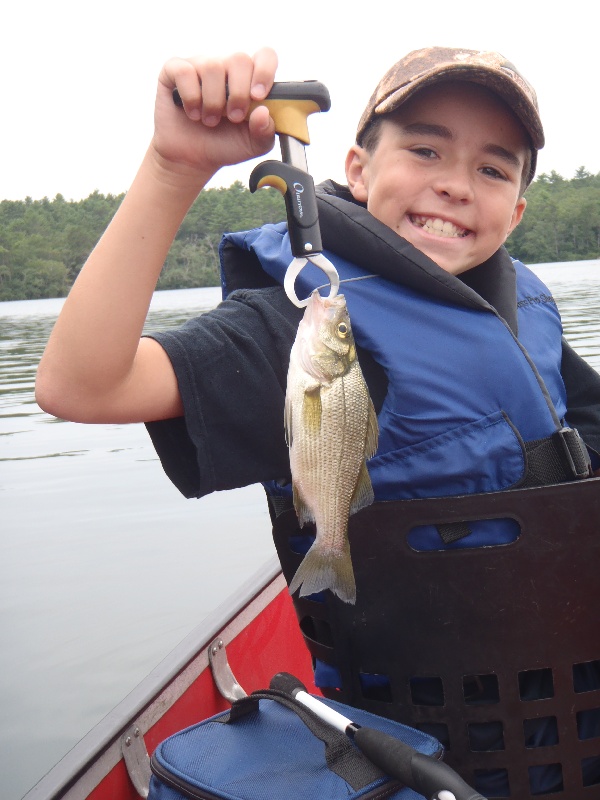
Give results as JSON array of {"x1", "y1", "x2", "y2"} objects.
[
  {"x1": 224, "y1": 52, "x2": 257, "y2": 123},
  {"x1": 160, "y1": 57, "x2": 205, "y2": 120},
  {"x1": 190, "y1": 58, "x2": 227, "y2": 126},
  {"x1": 250, "y1": 46, "x2": 278, "y2": 101},
  {"x1": 247, "y1": 104, "x2": 276, "y2": 145},
  {"x1": 220, "y1": 48, "x2": 279, "y2": 123},
  {"x1": 160, "y1": 48, "x2": 278, "y2": 133}
]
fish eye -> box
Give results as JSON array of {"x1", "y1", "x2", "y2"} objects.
[{"x1": 337, "y1": 322, "x2": 349, "y2": 338}]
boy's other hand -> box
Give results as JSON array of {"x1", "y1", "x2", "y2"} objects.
[{"x1": 152, "y1": 48, "x2": 278, "y2": 181}]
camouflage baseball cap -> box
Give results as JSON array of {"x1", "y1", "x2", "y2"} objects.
[{"x1": 357, "y1": 47, "x2": 544, "y2": 186}]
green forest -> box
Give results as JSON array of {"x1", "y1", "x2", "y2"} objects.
[{"x1": 1, "y1": 168, "x2": 599, "y2": 302}]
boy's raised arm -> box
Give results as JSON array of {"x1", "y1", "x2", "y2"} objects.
[{"x1": 35, "y1": 48, "x2": 278, "y2": 424}]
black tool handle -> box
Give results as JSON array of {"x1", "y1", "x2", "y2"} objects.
[
  {"x1": 249, "y1": 160, "x2": 322, "y2": 257},
  {"x1": 270, "y1": 673, "x2": 487, "y2": 800},
  {"x1": 352, "y1": 727, "x2": 487, "y2": 800},
  {"x1": 172, "y1": 80, "x2": 330, "y2": 144}
]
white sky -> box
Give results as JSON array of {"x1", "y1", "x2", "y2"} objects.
[{"x1": 3, "y1": 0, "x2": 598, "y2": 201}]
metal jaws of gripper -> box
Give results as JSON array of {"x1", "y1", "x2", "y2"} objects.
[
  {"x1": 246, "y1": 80, "x2": 338, "y2": 308},
  {"x1": 283, "y1": 252, "x2": 339, "y2": 308}
]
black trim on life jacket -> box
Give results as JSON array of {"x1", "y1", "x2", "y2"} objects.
[
  {"x1": 316, "y1": 180, "x2": 519, "y2": 336},
  {"x1": 222, "y1": 180, "x2": 520, "y2": 335}
]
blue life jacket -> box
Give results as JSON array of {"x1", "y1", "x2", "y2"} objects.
[{"x1": 222, "y1": 220, "x2": 573, "y2": 549}]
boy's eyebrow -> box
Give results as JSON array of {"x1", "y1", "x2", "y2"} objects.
[
  {"x1": 401, "y1": 122, "x2": 453, "y2": 139},
  {"x1": 401, "y1": 122, "x2": 523, "y2": 168},
  {"x1": 482, "y1": 143, "x2": 522, "y2": 169}
]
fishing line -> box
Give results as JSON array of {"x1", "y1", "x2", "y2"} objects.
[{"x1": 312, "y1": 273, "x2": 379, "y2": 294}]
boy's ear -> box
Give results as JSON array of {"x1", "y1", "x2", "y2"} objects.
[
  {"x1": 507, "y1": 196, "x2": 527, "y2": 236},
  {"x1": 345, "y1": 145, "x2": 370, "y2": 203}
]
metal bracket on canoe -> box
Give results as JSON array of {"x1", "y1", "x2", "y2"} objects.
[
  {"x1": 121, "y1": 723, "x2": 151, "y2": 798},
  {"x1": 208, "y1": 637, "x2": 247, "y2": 702}
]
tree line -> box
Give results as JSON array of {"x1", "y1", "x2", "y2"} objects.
[
  {"x1": 0, "y1": 182, "x2": 286, "y2": 302},
  {"x1": 507, "y1": 167, "x2": 600, "y2": 264},
  {"x1": 1, "y1": 169, "x2": 598, "y2": 302}
]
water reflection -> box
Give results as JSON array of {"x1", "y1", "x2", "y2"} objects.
[
  {"x1": 0, "y1": 288, "x2": 222, "y2": 413},
  {"x1": 531, "y1": 261, "x2": 600, "y2": 370}
]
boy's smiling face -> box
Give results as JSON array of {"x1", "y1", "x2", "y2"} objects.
[{"x1": 346, "y1": 81, "x2": 529, "y2": 275}]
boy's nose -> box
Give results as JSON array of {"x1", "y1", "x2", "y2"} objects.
[{"x1": 433, "y1": 167, "x2": 475, "y2": 203}]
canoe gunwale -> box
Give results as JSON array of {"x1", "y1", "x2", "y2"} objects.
[{"x1": 23, "y1": 556, "x2": 284, "y2": 800}]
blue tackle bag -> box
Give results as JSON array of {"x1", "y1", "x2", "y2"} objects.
[{"x1": 148, "y1": 687, "x2": 443, "y2": 800}]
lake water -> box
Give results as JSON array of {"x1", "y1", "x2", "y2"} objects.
[{"x1": 2, "y1": 262, "x2": 600, "y2": 799}]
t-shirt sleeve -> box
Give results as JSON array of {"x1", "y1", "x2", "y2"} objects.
[{"x1": 144, "y1": 286, "x2": 303, "y2": 498}]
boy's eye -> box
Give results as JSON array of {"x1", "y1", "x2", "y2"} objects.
[
  {"x1": 480, "y1": 165, "x2": 507, "y2": 180},
  {"x1": 411, "y1": 147, "x2": 438, "y2": 159}
]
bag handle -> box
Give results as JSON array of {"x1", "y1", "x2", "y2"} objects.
[{"x1": 218, "y1": 688, "x2": 389, "y2": 791}]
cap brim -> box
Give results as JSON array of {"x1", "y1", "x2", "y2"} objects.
[{"x1": 374, "y1": 64, "x2": 545, "y2": 150}]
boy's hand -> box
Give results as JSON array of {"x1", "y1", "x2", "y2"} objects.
[
  {"x1": 152, "y1": 48, "x2": 278, "y2": 180},
  {"x1": 36, "y1": 48, "x2": 279, "y2": 426}
]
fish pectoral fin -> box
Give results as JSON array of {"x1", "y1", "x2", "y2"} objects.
[
  {"x1": 349, "y1": 462, "x2": 374, "y2": 516},
  {"x1": 302, "y1": 386, "x2": 322, "y2": 433},
  {"x1": 365, "y1": 399, "x2": 379, "y2": 460}
]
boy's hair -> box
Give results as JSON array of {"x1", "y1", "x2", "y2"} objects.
[{"x1": 357, "y1": 47, "x2": 543, "y2": 193}]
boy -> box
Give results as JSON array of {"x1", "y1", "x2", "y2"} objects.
[
  {"x1": 35, "y1": 45, "x2": 600, "y2": 486},
  {"x1": 36, "y1": 46, "x2": 600, "y2": 792}
]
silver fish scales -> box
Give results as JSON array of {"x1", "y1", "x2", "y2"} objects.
[{"x1": 284, "y1": 289, "x2": 379, "y2": 604}]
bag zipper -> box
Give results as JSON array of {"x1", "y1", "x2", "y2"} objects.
[
  {"x1": 152, "y1": 752, "x2": 406, "y2": 799},
  {"x1": 151, "y1": 755, "x2": 226, "y2": 800}
]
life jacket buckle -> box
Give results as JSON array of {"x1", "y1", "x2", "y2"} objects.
[{"x1": 552, "y1": 427, "x2": 592, "y2": 480}]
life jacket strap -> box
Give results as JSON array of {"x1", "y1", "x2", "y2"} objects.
[
  {"x1": 436, "y1": 427, "x2": 591, "y2": 544},
  {"x1": 522, "y1": 426, "x2": 592, "y2": 487}
]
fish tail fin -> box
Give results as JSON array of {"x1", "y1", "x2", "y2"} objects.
[{"x1": 288, "y1": 542, "x2": 356, "y2": 604}]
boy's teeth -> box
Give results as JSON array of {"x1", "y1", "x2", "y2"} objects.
[{"x1": 412, "y1": 215, "x2": 467, "y2": 238}]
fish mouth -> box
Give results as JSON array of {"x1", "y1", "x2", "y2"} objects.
[{"x1": 409, "y1": 214, "x2": 471, "y2": 238}]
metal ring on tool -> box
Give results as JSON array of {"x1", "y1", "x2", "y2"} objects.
[{"x1": 283, "y1": 253, "x2": 341, "y2": 308}]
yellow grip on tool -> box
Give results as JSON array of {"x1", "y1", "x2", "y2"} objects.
[{"x1": 249, "y1": 98, "x2": 324, "y2": 144}]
